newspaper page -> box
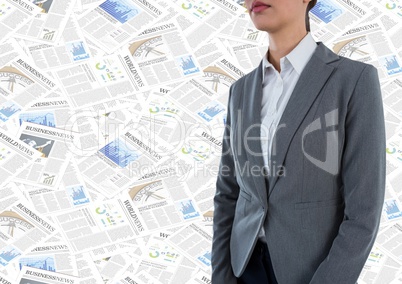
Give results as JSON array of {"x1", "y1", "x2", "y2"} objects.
[
  {"x1": 358, "y1": 246, "x2": 402, "y2": 284},
  {"x1": 170, "y1": 0, "x2": 243, "y2": 50},
  {"x1": 25, "y1": 14, "x2": 93, "y2": 70},
  {"x1": 0, "y1": 129, "x2": 42, "y2": 188},
  {"x1": 14, "y1": 0, "x2": 77, "y2": 44},
  {"x1": 114, "y1": 270, "x2": 163, "y2": 284},
  {"x1": 0, "y1": 0, "x2": 41, "y2": 43},
  {"x1": 193, "y1": 38, "x2": 229, "y2": 69},
  {"x1": 309, "y1": 0, "x2": 372, "y2": 44},
  {"x1": 0, "y1": 183, "x2": 22, "y2": 213},
  {"x1": 74, "y1": 252, "x2": 104, "y2": 284},
  {"x1": 359, "y1": 0, "x2": 401, "y2": 32},
  {"x1": 153, "y1": 1, "x2": 196, "y2": 32},
  {"x1": 382, "y1": 78, "x2": 402, "y2": 127},
  {"x1": 133, "y1": 230, "x2": 197, "y2": 283},
  {"x1": 17, "y1": 266, "x2": 79, "y2": 284},
  {"x1": 75, "y1": 124, "x2": 173, "y2": 196},
  {"x1": 187, "y1": 270, "x2": 211, "y2": 284},
  {"x1": 52, "y1": 196, "x2": 146, "y2": 254},
  {"x1": 76, "y1": 0, "x2": 166, "y2": 53},
  {"x1": 166, "y1": 222, "x2": 212, "y2": 272},
  {"x1": 375, "y1": 222, "x2": 402, "y2": 265},
  {"x1": 15, "y1": 122, "x2": 74, "y2": 189},
  {"x1": 331, "y1": 20, "x2": 402, "y2": 81},
  {"x1": 98, "y1": 253, "x2": 133, "y2": 283},
  {"x1": 219, "y1": 11, "x2": 267, "y2": 45},
  {"x1": 127, "y1": 177, "x2": 202, "y2": 232},
  {"x1": 16, "y1": 98, "x2": 71, "y2": 128},
  {"x1": 124, "y1": 21, "x2": 202, "y2": 87},
  {"x1": 0, "y1": 200, "x2": 58, "y2": 268},
  {"x1": 52, "y1": 53, "x2": 147, "y2": 110},
  {"x1": 0, "y1": 53, "x2": 58, "y2": 125},
  {"x1": 136, "y1": 93, "x2": 198, "y2": 155},
  {"x1": 24, "y1": 162, "x2": 94, "y2": 216},
  {"x1": 14, "y1": 243, "x2": 77, "y2": 276},
  {"x1": 88, "y1": 237, "x2": 144, "y2": 259},
  {"x1": 229, "y1": 40, "x2": 268, "y2": 73}
]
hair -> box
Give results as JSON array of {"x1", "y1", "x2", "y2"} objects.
[{"x1": 305, "y1": 0, "x2": 317, "y2": 32}]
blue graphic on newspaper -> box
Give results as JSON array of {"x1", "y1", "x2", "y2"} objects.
[
  {"x1": 384, "y1": 199, "x2": 402, "y2": 220},
  {"x1": 175, "y1": 199, "x2": 200, "y2": 220},
  {"x1": 379, "y1": 54, "x2": 402, "y2": 75},
  {"x1": 0, "y1": 245, "x2": 22, "y2": 266},
  {"x1": 99, "y1": 0, "x2": 141, "y2": 24},
  {"x1": 177, "y1": 55, "x2": 200, "y2": 75},
  {"x1": 197, "y1": 250, "x2": 211, "y2": 267},
  {"x1": 19, "y1": 111, "x2": 56, "y2": 127},
  {"x1": 99, "y1": 138, "x2": 140, "y2": 168},
  {"x1": 66, "y1": 41, "x2": 90, "y2": 62},
  {"x1": 19, "y1": 255, "x2": 56, "y2": 271},
  {"x1": 66, "y1": 185, "x2": 90, "y2": 206},
  {"x1": 0, "y1": 100, "x2": 21, "y2": 122},
  {"x1": 197, "y1": 100, "x2": 225, "y2": 122},
  {"x1": 310, "y1": 0, "x2": 344, "y2": 24}
]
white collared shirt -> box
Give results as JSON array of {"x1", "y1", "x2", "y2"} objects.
[
  {"x1": 260, "y1": 32, "x2": 317, "y2": 176},
  {"x1": 259, "y1": 32, "x2": 317, "y2": 242}
]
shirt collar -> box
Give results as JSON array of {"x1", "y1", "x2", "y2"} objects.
[{"x1": 262, "y1": 32, "x2": 317, "y2": 79}]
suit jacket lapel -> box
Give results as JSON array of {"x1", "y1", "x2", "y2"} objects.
[
  {"x1": 240, "y1": 41, "x2": 340, "y2": 202},
  {"x1": 241, "y1": 60, "x2": 268, "y2": 204},
  {"x1": 267, "y1": 42, "x2": 339, "y2": 196}
]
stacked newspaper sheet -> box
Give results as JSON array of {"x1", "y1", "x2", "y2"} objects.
[{"x1": 0, "y1": 0, "x2": 401, "y2": 283}]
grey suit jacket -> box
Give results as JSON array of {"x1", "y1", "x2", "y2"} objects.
[{"x1": 211, "y1": 41, "x2": 386, "y2": 284}]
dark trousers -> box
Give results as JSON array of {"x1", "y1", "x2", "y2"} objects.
[{"x1": 237, "y1": 240, "x2": 279, "y2": 284}]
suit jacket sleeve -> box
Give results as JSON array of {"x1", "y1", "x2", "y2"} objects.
[
  {"x1": 310, "y1": 65, "x2": 386, "y2": 283},
  {"x1": 211, "y1": 84, "x2": 239, "y2": 284}
]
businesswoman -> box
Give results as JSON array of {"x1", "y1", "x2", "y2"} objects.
[{"x1": 211, "y1": 0, "x2": 386, "y2": 283}]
